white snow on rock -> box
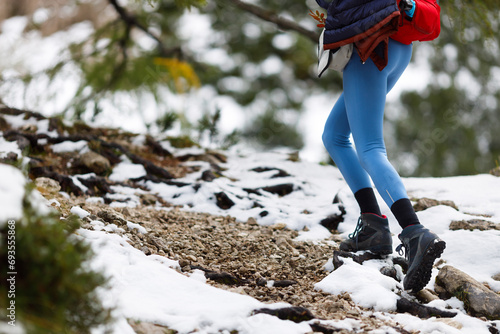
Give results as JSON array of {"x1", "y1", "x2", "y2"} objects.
[
  {"x1": 0, "y1": 135, "x2": 22, "y2": 159},
  {"x1": 70, "y1": 205, "x2": 90, "y2": 219},
  {"x1": 109, "y1": 158, "x2": 147, "y2": 182},
  {"x1": 51, "y1": 140, "x2": 88, "y2": 153}
]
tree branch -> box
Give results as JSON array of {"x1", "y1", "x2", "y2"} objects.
[
  {"x1": 107, "y1": 0, "x2": 182, "y2": 58},
  {"x1": 223, "y1": 0, "x2": 318, "y2": 43}
]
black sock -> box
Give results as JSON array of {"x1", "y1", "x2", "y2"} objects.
[
  {"x1": 391, "y1": 198, "x2": 420, "y2": 229},
  {"x1": 354, "y1": 188, "x2": 382, "y2": 215}
]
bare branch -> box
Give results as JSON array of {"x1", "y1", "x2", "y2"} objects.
[{"x1": 222, "y1": 0, "x2": 318, "y2": 43}]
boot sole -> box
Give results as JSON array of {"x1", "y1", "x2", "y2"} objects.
[
  {"x1": 404, "y1": 239, "x2": 446, "y2": 292},
  {"x1": 339, "y1": 243, "x2": 393, "y2": 255}
]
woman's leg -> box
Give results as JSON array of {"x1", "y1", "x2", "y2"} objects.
[
  {"x1": 342, "y1": 40, "x2": 412, "y2": 209},
  {"x1": 322, "y1": 93, "x2": 382, "y2": 215}
]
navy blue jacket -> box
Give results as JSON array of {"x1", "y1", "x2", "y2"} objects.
[{"x1": 316, "y1": 0, "x2": 401, "y2": 70}]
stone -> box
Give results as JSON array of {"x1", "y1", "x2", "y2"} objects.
[
  {"x1": 380, "y1": 266, "x2": 398, "y2": 281},
  {"x1": 492, "y1": 273, "x2": 500, "y2": 282},
  {"x1": 413, "y1": 197, "x2": 458, "y2": 212},
  {"x1": 128, "y1": 320, "x2": 175, "y2": 334},
  {"x1": 396, "y1": 297, "x2": 457, "y2": 319},
  {"x1": 490, "y1": 166, "x2": 500, "y2": 177},
  {"x1": 320, "y1": 212, "x2": 345, "y2": 232},
  {"x1": 79, "y1": 151, "x2": 110, "y2": 175},
  {"x1": 35, "y1": 177, "x2": 61, "y2": 195},
  {"x1": 214, "y1": 191, "x2": 234, "y2": 210},
  {"x1": 436, "y1": 265, "x2": 500, "y2": 320},
  {"x1": 449, "y1": 219, "x2": 499, "y2": 231},
  {"x1": 416, "y1": 289, "x2": 440, "y2": 304},
  {"x1": 434, "y1": 318, "x2": 463, "y2": 330},
  {"x1": 252, "y1": 306, "x2": 315, "y2": 323},
  {"x1": 139, "y1": 193, "x2": 158, "y2": 206}
]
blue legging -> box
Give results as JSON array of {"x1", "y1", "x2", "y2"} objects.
[{"x1": 322, "y1": 39, "x2": 413, "y2": 207}]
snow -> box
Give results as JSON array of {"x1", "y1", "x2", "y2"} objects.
[
  {"x1": 0, "y1": 164, "x2": 26, "y2": 226},
  {"x1": 51, "y1": 140, "x2": 88, "y2": 153},
  {"x1": 68, "y1": 149, "x2": 500, "y2": 333},
  {"x1": 70, "y1": 205, "x2": 91, "y2": 219},
  {"x1": 81, "y1": 229, "x2": 310, "y2": 334},
  {"x1": 0, "y1": 135, "x2": 22, "y2": 160},
  {"x1": 109, "y1": 158, "x2": 147, "y2": 182},
  {"x1": 2, "y1": 106, "x2": 500, "y2": 332},
  {"x1": 1, "y1": 15, "x2": 499, "y2": 329},
  {"x1": 315, "y1": 257, "x2": 401, "y2": 311}
]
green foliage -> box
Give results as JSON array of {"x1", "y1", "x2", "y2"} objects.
[
  {"x1": 440, "y1": 0, "x2": 500, "y2": 37},
  {"x1": 196, "y1": 107, "x2": 241, "y2": 149},
  {"x1": 389, "y1": 8, "x2": 500, "y2": 176},
  {"x1": 197, "y1": 107, "x2": 222, "y2": 142},
  {"x1": 157, "y1": 111, "x2": 179, "y2": 131},
  {"x1": 243, "y1": 109, "x2": 304, "y2": 149},
  {"x1": 0, "y1": 184, "x2": 113, "y2": 333},
  {"x1": 135, "y1": 0, "x2": 206, "y2": 10},
  {"x1": 3, "y1": 0, "x2": 500, "y2": 175},
  {"x1": 167, "y1": 135, "x2": 199, "y2": 148}
]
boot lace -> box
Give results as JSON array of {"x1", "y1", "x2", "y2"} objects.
[
  {"x1": 396, "y1": 243, "x2": 407, "y2": 258},
  {"x1": 348, "y1": 216, "x2": 364, "y2": 240}
]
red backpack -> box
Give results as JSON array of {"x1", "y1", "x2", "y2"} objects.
[{"x1": 391, "y1": 0, "x2": 441, "y2": 45}]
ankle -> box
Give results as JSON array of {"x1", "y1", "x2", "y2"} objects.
[
  {"x1": 391, "y1": 198, "x2": 420, "y2": 229},
  {"x1": 355, "y1": 188, "x2": 382, "y2": 216}
]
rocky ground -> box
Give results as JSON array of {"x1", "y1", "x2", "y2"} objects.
[
  {"x1": 2, "y1": 107, "x2": 500, "y2": 333},
  {"x1": 48, "y1": 192, "x2": 418, "y2": 333}
]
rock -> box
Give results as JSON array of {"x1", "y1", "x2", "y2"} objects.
[
  {"x1": 246, "y1": 217, "x2": 258, "y2": 225},
  {"x1": 276, "y1": 236, "x2": 292, "y2": 249},
  {"x1": 416, "y1": 289, "x2": 440, "y2": 304},
  {"x1": 332, "y1": 250, "x2": 387, "y2": 270},
  {"x1": 434, "y1": 318, "x2": 463, "y2": 330},
  {"x1": 139, "y1": 193, "x2": 158, "y2": 206},
  {"x1": 0, "y1": 115, "x2": 9, "y2": 131},
  {"x1": 200, "y1": 169, "x2": 217, "y2": 181},
  {"x1": 0, "y1": 151, "x2": 20, "y2": 163},
  {"x1": 97, "y1": 210, "x2": 127, "y2": 226},
  {"x1": 396, "y1": 297, "x2": 457, "y2": 319},
  {"x1": 140, "y1": 246, "x2": 152, "y2": 255},
  {"x1": 15, "y1": 135, "x2": 31, "y2": 150},
  {"x1": 79, "y1": 151, "x2": 111, "y2": 175},
  {"x1": 320, "y1": 211, "x2": 345, "y2": 232},
  {"x1": 272, "y1": 223, "x2": 287, "y2": 230},
  {"x1": 492, "y1": 273, "x2": 500, "y2": 281},
  {"x1": 244, "y1": 183, "x2": 295, "y2": 197},
  {"x1": 413, "y1": 197, "x2": 458, "y2": 212},
  {"x1": 287, "y1": 151, "x2": 300, "y2": 162},
  {"x1": 214, "y1": 191, "x2": 234, "y2": 210},
  {"x1": 392, "y1": 256, "x2": 409, "y2": 273},
  {"x1": 436, "y1": 265, "x2": 500, "y2": 320},
  {"x1": 252, "y1": 306, "x2": 315, "y2": 323},
  {"x1": 490, "y1": 166, "x2": 500, "y2": 177},
  {"x1": 273, "y1": 280, "x2": 298, "y2": 287},
  {"x1": 128, "y1": 320, "x2": 175, "y2": 334},
  {"x1": 380, "y1": 266, "x2": 398, "y2": 281},
  {"x1": 251, "y1": 167, "x2": 291, "y2": 178},
  {"x1": 261, "y1": 183, "x2": 295, "y2": 196},
  {"x1": 35, "y1": 177, "x2": 61, "y2": 195},
  {"x1": 449, "y1": 219, "x2": 499, "y2": 231}
]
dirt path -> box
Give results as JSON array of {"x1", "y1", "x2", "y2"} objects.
[{"x1": 50, "y1": 192, "x2": 414, "y2": 333}]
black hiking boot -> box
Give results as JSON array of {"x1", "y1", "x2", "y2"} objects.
[
  {"x1": 339, "y1": 213, "x2": 393, "y2": 255},
  {"x1": 396, "y1": 224, "x2": 446, "y2": 292}
]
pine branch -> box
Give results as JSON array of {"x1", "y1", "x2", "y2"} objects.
[{"x1": 221, "y1": 0, "x2": 318, "y2": 43}]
